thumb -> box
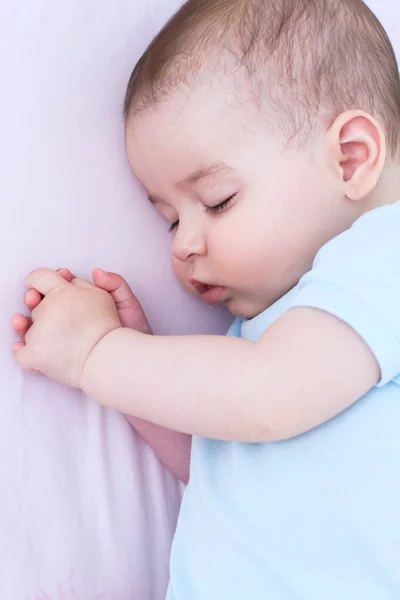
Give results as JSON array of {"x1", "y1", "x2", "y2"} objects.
[
  {"x1": 14, "y1": 343, "x2": 36, "y2": 373},
  {"x1": 92, "y1": 269, "x2": 134, "y2": 305},
  {"x1": 92, "y1": 269, "x2": 151, "y2": 333}
]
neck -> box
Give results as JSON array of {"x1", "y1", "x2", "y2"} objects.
[{"x1": 367, "y1": 159, "x2": 400, "y2": 211}]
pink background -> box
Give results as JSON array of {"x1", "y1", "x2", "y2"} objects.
[{"x1": 0, "y1": 0, "x2": 398, "y2": 598}]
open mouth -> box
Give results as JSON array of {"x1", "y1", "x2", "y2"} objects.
[{"x1": 189, "y1": 279, "x2": 227, "y2": 305}]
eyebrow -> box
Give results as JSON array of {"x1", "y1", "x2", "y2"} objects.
[
  {"x1": 148, "y1": 161, "x2": 233, "y2": 205},
  {"x1": 178, "y1": 161, "x2": 232, "y2": 187}
]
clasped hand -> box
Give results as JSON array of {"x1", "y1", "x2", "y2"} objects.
[{"x1": 12, "y1": 268, "x2": 123, "y2": 388}]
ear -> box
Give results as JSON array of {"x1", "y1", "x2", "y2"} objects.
[{"x1": 326, "y1": 110, "x2": 386, "y2": 201}]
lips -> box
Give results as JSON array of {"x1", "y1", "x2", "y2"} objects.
[
  {"x1": 190, "y1": 280, "x2": 211, "y2": 294},
  {"x1": 189, "y1": 279, "x2": 227, "y2": 305}
]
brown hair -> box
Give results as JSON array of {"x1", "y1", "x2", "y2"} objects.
[{"x1": 124, "y1": 0, "x2": 400, "y2": 156}]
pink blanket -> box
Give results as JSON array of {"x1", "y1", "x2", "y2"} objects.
[
  {"x1": 1, "y1": 0, "x2": 231, "y2": 597},
  {"x1": 2, "y1": 0, "x2": 395, "y2": 597}
]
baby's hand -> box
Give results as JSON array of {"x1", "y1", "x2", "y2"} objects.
[
  {"x1": 14, "y1": 268, "x2": 153, "y2": 337},
  {"x1": 11, "y1": 268, "x2": 122, "y2": 388},
  {"x1": 90, "y1": 268, "x2": 152, "y2": 335}
]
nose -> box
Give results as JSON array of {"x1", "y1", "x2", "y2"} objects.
[{"x1": 172, "y1": 218, "x2": 207, "y2": 262}]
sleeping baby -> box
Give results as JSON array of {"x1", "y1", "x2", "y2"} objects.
[{"x1": 12, "y1": 0, "x2": 400, "y2": 598}]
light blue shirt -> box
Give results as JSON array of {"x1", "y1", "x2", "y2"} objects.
[{"x1": 167, "y1": 201, "x2": 400, "y2": 600}]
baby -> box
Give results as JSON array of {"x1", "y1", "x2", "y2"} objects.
[{"x1": 11, "y1": 0, "x2": 400, "y2": 598}]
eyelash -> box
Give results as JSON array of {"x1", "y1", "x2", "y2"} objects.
[{"x1": 169, "y1": 195, "x2": 236, "y2": 232}]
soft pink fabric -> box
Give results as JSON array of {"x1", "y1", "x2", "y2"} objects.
[
  {"x1": 1, "y1": 0, "x2": 231, "y2": 598},
  {"x1": 126, "y1": 416, "x2": 192, "y2": 483},
  {"x1": 2, "y1": 1, "x2": 396, "y2": 598}
]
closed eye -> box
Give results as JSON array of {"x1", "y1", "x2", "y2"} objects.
[
  {"x1": 206, "y1": 195, "x2": 236, "y2": 215},
  {"x1": 169, "y1": 195, "x2": 236, "y2": 232}
]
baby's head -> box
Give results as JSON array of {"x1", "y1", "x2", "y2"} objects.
[{"x1": 124, "y1": 0, "x2": 400, "y2": 319}]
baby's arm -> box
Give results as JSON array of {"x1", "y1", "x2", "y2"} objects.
[
  {"x1": 15, "y1": 207, "x2": 399, "y2": 443},
  {"x1": 87, "y1": 269, "x2": 191, "y2": 482},
  {"x1": 20, "y1": 268, "x2": 190, "y2": 483},
  {"x1": 81, "y1": 306, "x2": 379, "y2": 442},
  {"x1": 83, "y1": 202, "x2": 400, "y2": 442}
]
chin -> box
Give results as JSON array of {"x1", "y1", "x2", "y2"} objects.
[{"x1": 225, "y1": 298, "x2": 263, "y2": 320}]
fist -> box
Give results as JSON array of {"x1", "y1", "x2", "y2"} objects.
[{"x1": 12, "y1": 268, "x2": 122, "y2": 388}]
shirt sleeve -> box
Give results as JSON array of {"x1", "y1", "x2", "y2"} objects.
[{"x1": 289, "y1": 202, "x2": 400, "y2": 386}]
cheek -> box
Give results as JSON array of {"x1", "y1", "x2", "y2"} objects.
[
  {"x1": 215, "y1": 217, "x2": 302, "y2": 285},
  {"x1": 172, "y1": 258, "x2": 193, "y2": 293},
  {"x1": 172, "y1": 257, "x2": 185, "y2": 281}
]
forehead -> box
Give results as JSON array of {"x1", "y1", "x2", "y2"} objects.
[{"x1": 125, "y1": 84, "x2": 264, "y2": 190}]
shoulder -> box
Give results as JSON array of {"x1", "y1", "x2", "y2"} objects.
[
  {"x1": 312, "y1": 201, "x2": 400, "y2": 272},
  {"x1": 290, "y1": 201, "x2": 400, "y2": 386},
  {"x1": 298, "y1": 201, "x2": 400, "y2": 300}
]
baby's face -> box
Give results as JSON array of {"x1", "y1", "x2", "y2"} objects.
[{"x1": 126, "y1": 84, "x2": 348, "y2": 318}]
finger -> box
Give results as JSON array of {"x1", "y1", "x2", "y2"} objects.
[
  {"x1": 56, "y1": 268, "x2": 75, "y2": 282},
  {"x1": 92, "y1": 269, "x2": 135, "y2": 307},
  {"x1": 57, "y1": 268, "x2": 93, "y2": 289},
  {"x1": 24, "y1": 270, "x2": 74, "y2": 312},
  {"x1": 12, "y1": 341, "x2": 26, "y2": 355},
  {"x1": 71, "y1": 278, "x2": 94, "y2": 289},
  {"x1": 93, "y1": 268, "x2": 151, "y2": 332},
  {"x1": 25, "y1": 288, "x2": 43, "y2": 311},
  {"x1": 25, "y1": 268, "x2": 68, "y2": 296},
  {"x1": 13, "y1": 343, "x2": 35, "y2": 372},
  {"x1": 11, "y1": 313, "x2": 32, "y2": 338}
]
